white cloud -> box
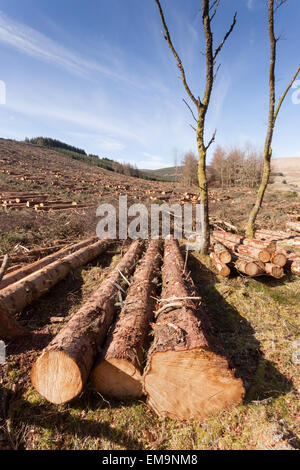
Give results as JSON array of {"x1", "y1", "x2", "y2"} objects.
[
  {"x1": 6, "y1": 99, "x2": 142, "y2": 144},
  {"x1": 0, "y1": 11, "x2": 145, "y2": 87},
  {"x1": 247, "y1": 0, "x2": 255, "y2": 11}
]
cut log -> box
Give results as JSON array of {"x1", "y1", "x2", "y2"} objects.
[
  {"x1": 90, "y1": 240, "x2": 162, "y2": 398},
  {"x1": 0, "y1": 307, "x2": 28, "y2": 338},
  {"x1": 236, "y1": 245, "x2": 271, "y2": 263},
  {"x1": 143, "y1": 236, "x2": 245, "y2": 421},
  {"x1": 287, "y1": 222, "x2": 300, "y2": 232},
  {"x1": 212, "y1": 242, "x2": 232, "y2": 264},
  {"x1": 213, "y1": 233, "x2": 271, "y2": 263},
  {"x1": 264, "y1": 263, "x2": 284, "y2": 279},
  {"x1": 210, "y1": 252, "x2": 230, "y2": 276},
  {"x1": 0, "y1": 255, "x2": 9, "y2": 282},
  {"x1": 291, "y1": 259, "x2": 300, "y2": 276},
  {"x1": 31, "y1": 240, "x2": 143, "y2": 405},
  {"x1": 0, "y1": 239, "x2": 109, "y2": 316},
  {"x1": 270, "y1": 252, "x2": 287, "y2": 268},
  {"x1": 242, "y1": 238, "x2": 276, "y2": 254},
  {"x1": 0, "y1": 237, "x2": 98, "y2": 290},
  {"x1": 235, "y1": 258, "x2": 265, "y2": 277}
]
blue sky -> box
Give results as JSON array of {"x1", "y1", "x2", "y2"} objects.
[{"x1": 0, "y1": 0, "x2": 299, "y2": 169}]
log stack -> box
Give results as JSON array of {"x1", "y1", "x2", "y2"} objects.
[
  {"x1": 0, "y1": 238, "x2": 109, "y2": 338},
  {"x1": 211, "y1": 231, "x2": 286, "y2": 279},
  {"x1": 143, "y1": 236, "x2": 245, "y2": 420}
]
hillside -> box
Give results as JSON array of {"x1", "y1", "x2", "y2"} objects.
[{"x1": 271, "y1": 157, "x2": 300, "y2": 192}]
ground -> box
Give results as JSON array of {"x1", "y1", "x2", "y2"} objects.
[{"x1": 0, "y1": 139, "x2": 299, "y2": 450}]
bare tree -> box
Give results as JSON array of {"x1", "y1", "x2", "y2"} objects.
[
  {"x1": 182, "y1": 151, "x2": 198, "y2": 186},
  {"x1": 246, "y1": 0, "x2": 300, "y2": 237},
  {"x1": 155, "y1": 0, "x2": 237, "y2": 254}
]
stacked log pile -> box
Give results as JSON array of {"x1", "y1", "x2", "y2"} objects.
[
  {"x1": 0, "y1": 191, "x2": 92, "y2": 212},
  {"x1": 210, "y1": 230, "x2": 286, "y2": 278},
  {"x1": 0, "y1": 237, "x2": 109, "y2": 338},
  {"x1": 254, "y1": 227, "x2": 300, "y2": 277}
]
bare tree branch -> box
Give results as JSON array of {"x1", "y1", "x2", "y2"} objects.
[
  {"x1": 213, "y1": 12, "x2": 237, "y2": 61},
  {"x1": 183, "y1": 98, "x2": 198, "y2": 123},
  {"x1": 209, "y1": 0, "x2": 221, "y2": 21},
  {"x1": 155, "y1": 0, "x2": 200, "y2": 110},
  {"x1": 274, "y1": 64, "x2": 300, "y2": 122},
  {"x1": 205, "y1": 129, "x2": 217, "y2": 151}
]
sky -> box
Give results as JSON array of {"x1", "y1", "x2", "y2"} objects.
[{"x1": 0, "y1": 0, "x2": 299, "y2": 169}]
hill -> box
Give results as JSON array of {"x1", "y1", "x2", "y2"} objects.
[{"x1": 271, "y1": 157, "x2": 300, "y2": 192}]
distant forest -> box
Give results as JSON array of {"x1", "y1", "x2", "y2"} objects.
[{"x1": 25, "y1": 137, "x2": 166, "y2": 181}]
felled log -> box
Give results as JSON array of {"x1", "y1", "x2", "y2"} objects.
[
  {"x1": 213, "y1": 233, "x2": 271, "y2": 263},
  {"x1": 264, "y1": 263, "x2": 284, "y2": 279},
  {"x1": 270, "y1": 252, "x2": 287, "y2": 268},
  {"x1": 287, "y1": 222, "x2": 300, "y2": 232},
  {"x1": 0, "y1": 237, "x2": 98, "y2": 290},
  {"x1": 143, "y1": 236, "x2": 245, "y2": 420},
  {"x1": 0, "y1": 239, "x2": 109, "y2": 316},
  {"x1": 0, "y1": 307, "x2": 28, "y2": 339},
  {"x1": 235, "y1": 258, "x2": 265, "y2": 277},
  {"x1": 90, "y1": 240, "x2": 161, "y2": 398},
  {"x1": 255, "y1": 229, "x2": 294, "y2": 241},
  {"x1": 0, "y1": 255, "x2": 9, "y2": 282},
  {"x1": 31, "y1": 240, "x2": 143, "y2": 404},
  {"x1": 210, "y1": 252, "x2": 230, "y2": 276},
  {"x1": 212, "y1": 242, "x2": 232, "y2": 264},
  {"x1": 213, "y1": 230, "x2": 276, "y2": 254}
]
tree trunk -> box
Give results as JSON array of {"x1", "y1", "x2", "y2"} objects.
[
  {"x1": 0, "y1": 239, "x2": 109, "y2": 316},
  {"x1": 90, "y1": 240, "x2": 162, "y2": 398},
  {"x1": 0, "y1": 236, "x2": 98, "y2": 290},
  {"x1": 143, "y1": 236, "x2": 244, "y2": 420},
  {"x1": 31, "y1": 240, "x2": 143, "y2": 405}
]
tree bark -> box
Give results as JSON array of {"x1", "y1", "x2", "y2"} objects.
[
  {"x1": 90, "y1": 240, "x2": 162, "y2": 398},
  {"x1": 31, "y1": 240, "x2": 143, "y2": 405},
  {"x1": 143, "y1": 236, "x2": 244, "y2": 420},
  {"x1": 0, "y1": 239, "x2": 109, "y2": 316},
  {"x1": 246, "y1": 0, "x2": 300, "y2": 237},
  {"x1": 0, "y1": 236, "x2": 98, "y2": 290}
]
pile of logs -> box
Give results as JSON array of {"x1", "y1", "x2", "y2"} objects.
[
  {"x1": 30, "y1": 237, "x2": 245, "y2": 420},
  {"x1": 210, "y1": 228, "x2": 300, "y2": 278},
  {"x1": 0, "y1": 237, "x2": 110, "y2": 338},
  {"x1": 210, "y1": 230, "x2": 286, "y2": 278},
  {"x1": 0, "y1": 191, "x2": 92, "y2": 212}
]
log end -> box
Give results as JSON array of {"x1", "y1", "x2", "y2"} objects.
[
  {"x1": 31, "y1": 350, "x2": 83, "y2": 404},
  {"x1": 90, "y1": 358, "x2": 143, "y2": 399},
  {"x1": 144, "y1": 349, "x2": 245, "y2": 421}
]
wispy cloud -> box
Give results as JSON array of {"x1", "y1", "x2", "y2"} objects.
[
  {"x1": 247, "y1": 0, "x2": 255, "y2": 11},
  {"x1": 0, "y1": 11, "x2": 145, "y2": 87},
  {"x1": 6, "y1": 98, "x2": 143, "y2": 144}
]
